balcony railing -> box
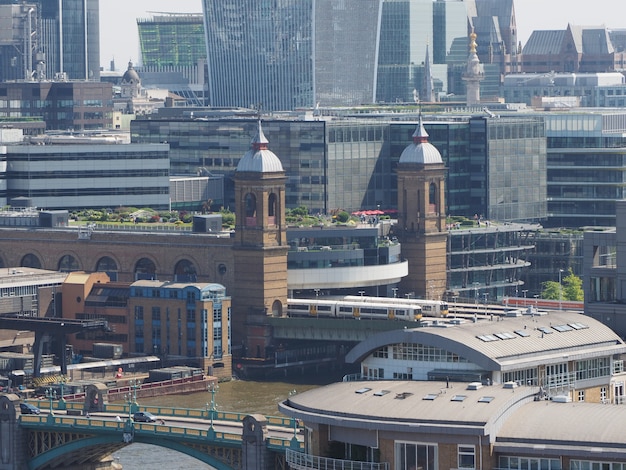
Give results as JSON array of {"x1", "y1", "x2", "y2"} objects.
[{"x1": 286, "y1": 449, "x2": 389, "y2": 470}]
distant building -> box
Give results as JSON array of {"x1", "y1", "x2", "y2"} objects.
[
  {"x1": 583, "y1": 200, "x2": 626, "y2": 338},
  {"x1": 2, "y1": 139, "x2": 169, "y2": 210},
  {"x1": 522, "y1": 24, "x2": 626, "y2": 74},
  {"x1": 201, "y1": 0, "x2": 382, "y2": 110},
  {"x1": 0, "y1": 0, "x2": 100, "y2": 81},
  {"x1": 136, "y1": 13, "x2": 207, "y2": 106},
  {"x1": 0, "y1": 81, "x2": 112, "y2": 131}
]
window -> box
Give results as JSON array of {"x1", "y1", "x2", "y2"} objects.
[
  {"x1": 601, "y1": 387, "x2": 607, "y2": 403},
  {"x1": 578, "y1": 390, "x2": 585, "y2": 402},
  {"x1": 395, "y1": 442, "x2": 437, "y2": 470},
  {"x1": 458, "y1": 445, "x2": 475, "y2": 469}
]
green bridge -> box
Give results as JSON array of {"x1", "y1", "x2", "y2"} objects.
[{"x1": 0, "y1": 394, "x2": 303, "y2": 470}]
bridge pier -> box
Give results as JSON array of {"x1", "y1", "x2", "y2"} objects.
[
  {"x1": 242, "y1": 414, "x2": 273, "y2": 470},
  {"x1": 0, "y1": 394, "x2": 26, "y2": 470}
]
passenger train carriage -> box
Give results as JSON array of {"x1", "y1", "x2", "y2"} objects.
[
  {"x1": 287, "y1": 298, "x2": 422, "y2": 321},
  {"x1": 343, "y1": 295, "x2": 449, "y2": 318}
]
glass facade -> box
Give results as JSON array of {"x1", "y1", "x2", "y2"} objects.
[
  {"x1": 39, "y1": 0, "x2": 100, "y2": 80},
  {"x1": 543, "y1": 112, "x2": 626, "y2": 228},
  {"x1": 4, "y1": 143, "x2": 170, "y2": 210},
  {"x1": 202, "y1": 0, "x2": 380, "y2": 111},
  {"x1": 137, "y1": 14, "x2": 206, "y2": 68},
  {"x1": 432, "y1": 0, "x2": 468, "y2": 65},
  {"x1": 131, "y1": 114, "x2": 548, "y2": 222}
]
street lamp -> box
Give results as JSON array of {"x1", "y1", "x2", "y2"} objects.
[
  {"x1": 522, "y1": 290, "x2": 528, "y2": 306},
  {"x1": 392, "y1": 287, "x2": 398, "y2": 298},
  {"x1": 288, "y1": 389, "x2": 299, "y2": 449},
  {"x1": 45, "y1": 387, "x2": 56, "y2": 414},
  {"x1": 559, "y1": 269, "x2": 565, "y2": 310},
  {"x1": 207, "y1": 382, "x2": 219, "y2": 432},
  {"x1": 473, "y1": 282, "x2": 480, "y2": 305}
]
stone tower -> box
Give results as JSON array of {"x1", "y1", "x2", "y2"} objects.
[
  {"x1": 463, "y1": 30, "x2": 484, "y2": 107},
  {"x1": 232, "y1": 121, "x2": 288, "y2": 359},
  {"x1": 396, "y1": 115, "x2": 447, "y2": 300}
]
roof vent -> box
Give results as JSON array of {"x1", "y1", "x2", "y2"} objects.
[
  {"x1": 467, "y1": 382, "x2": 483, "y2": 390},
  {"x1": 503, "y1": 381, "x2": 518, "y2": 389},
  {"x1": 551, "y1": 395, "x2": 572, "y2": 403}
]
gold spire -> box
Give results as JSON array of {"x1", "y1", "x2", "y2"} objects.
[{"x1": 470, "y1": 29, "x2": 477, "y2": 54}]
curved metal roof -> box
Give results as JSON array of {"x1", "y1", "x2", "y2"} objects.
[
  {"x1": 236, "y1": 121, "x2": 284, "y2": 173},
  {"x1": 398, "y1": 119, "x2": 443, "y2": 165},
  {"x1": 345, "y1": 311, "x2": 626, "y2": 372}
]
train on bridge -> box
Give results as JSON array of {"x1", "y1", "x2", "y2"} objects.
[{"x1": 287, "y1": 296, "x2": 449, "y2": 321}]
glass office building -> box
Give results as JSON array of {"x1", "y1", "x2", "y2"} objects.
[
  {"x1": 201, "y1": 0, "x2": 381, "y2": 111},
  {"x1": 132, "y1": 113, "x2": 547, "y2": 223},
  {"x1": 38, "y1": 0, "x2": 100, "y2": 80},
  {"x1": 137, "y1": 13, "x2": 206, "y2": 68},
  {"x1": 433, "y1": 0, "x2": 468, "y2": 66},
  {"x1": 542, "y1": 111, "x2": 626, "y2": 228}
]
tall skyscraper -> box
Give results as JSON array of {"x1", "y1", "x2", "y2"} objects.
[
  {"x1": 38, "y1": 0, "x2": 100, "y2": 80},
  {"x1": 201, "y1": 0, "x2": 382, "y2": 111}
]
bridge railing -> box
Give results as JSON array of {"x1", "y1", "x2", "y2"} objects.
[
  {"x1": 24, "y1": 399, "x2": 299, "y2": 430},
  {"x1": 286, "y1": 449, "x2": 388, "y2": 470},
  {"x1": 19, "y1": 414, "x2": 255, "y2": 445}
]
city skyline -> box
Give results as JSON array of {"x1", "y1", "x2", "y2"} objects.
[{"x1": 100, "y1": 0, "x2": 622, "y2": 70}]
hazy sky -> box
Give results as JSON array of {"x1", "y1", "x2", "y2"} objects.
[{"x1": 99, "y1": 0, "x2": 620, "y2": 70}]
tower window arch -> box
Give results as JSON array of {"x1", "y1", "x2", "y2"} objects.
[
  {"x1": 429, "y1": 182, "x2": 437, "y2": 213},
  {"x1": 268, "y1": 192, "x2": 278, "y2": 225},
  {"x1": 245, "y1": 193, "x2": 257, "y2": 226}
]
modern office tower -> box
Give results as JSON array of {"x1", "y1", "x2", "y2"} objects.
[
  {"x1": 131, "y1": 111, "x2": 548, "y2": 224},
  {"x1": 137, "y1": 13, "x2": 205, "y2": 68},
  {"x1": 433, "y1": 0, "x2": 468, "y2": 65},
  {"x1": 136, "y1": 13, "x2": 207, "y2": 106},
  {"x1": 0, "y1": 3, "x2": 39, "y2": 82},
  {"x1": 23, "y1": 0, "x2": 100, "y2": 81},
  {"x1": 202, "y1": 0, "x2": 381, "y2": 111},
  {"x1": 0, "y1": 0, "x2": 100, "y2": 81},
  {"x1": 377, "y1": 0, "x2": 435, "y2": 104},
  {"x1": 467, "y1": 0, "x2": 519, "y2": 73},
  {"x1": 540, "y1": 111, "x2": 626, "y2": 228}
]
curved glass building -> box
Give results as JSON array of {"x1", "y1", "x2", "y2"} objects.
[{"x1": 201, "y1": 0, "x2": 382, "y2": 111}]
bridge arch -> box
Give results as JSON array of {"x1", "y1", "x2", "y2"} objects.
[{"x1": 29, "y1": 433, "x2": 236, "y2": 470}]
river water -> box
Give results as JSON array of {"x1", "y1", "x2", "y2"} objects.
[{"x1": 111, "y1": 375, "x2": 338, "y2": 469}]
